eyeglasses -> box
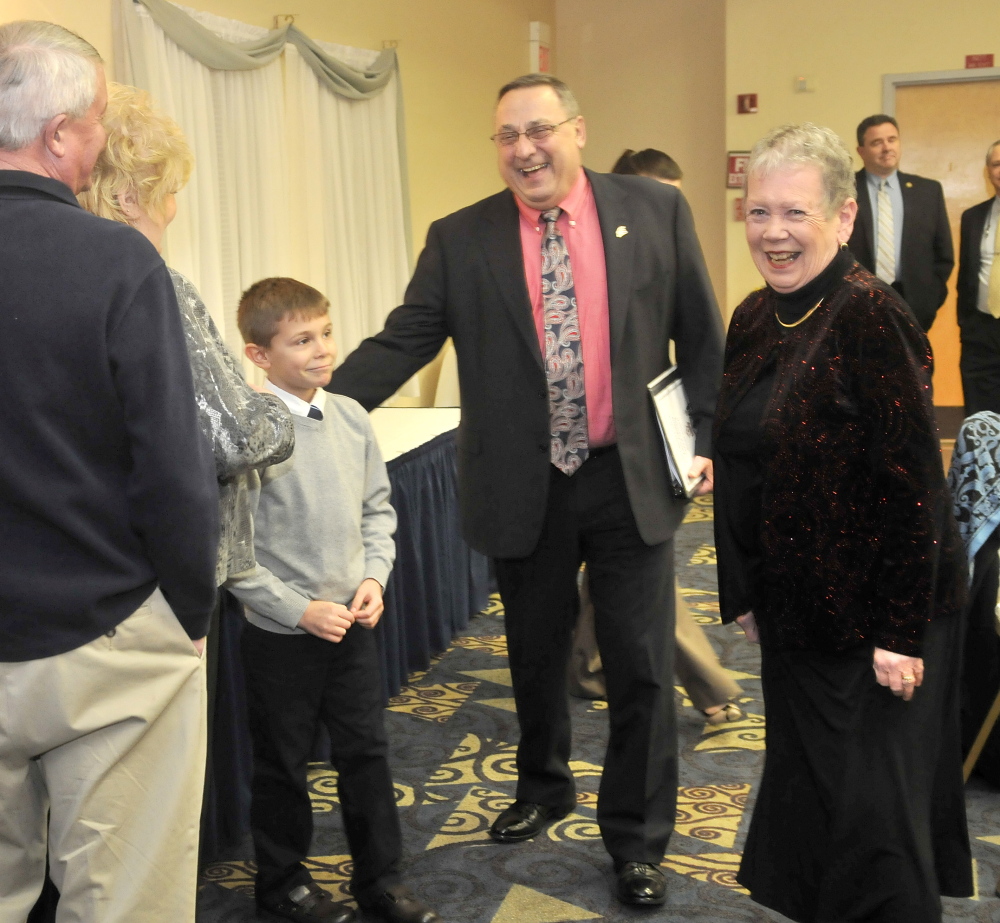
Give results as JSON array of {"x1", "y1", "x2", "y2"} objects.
[{"x1": 490, "y1": 117, "x2": 576, "y2": 147}]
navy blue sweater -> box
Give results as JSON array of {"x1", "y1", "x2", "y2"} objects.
[{"x1": 0, "y1": 172, "x2": 219, "y2": 660}]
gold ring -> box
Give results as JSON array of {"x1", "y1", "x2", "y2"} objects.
[{"x1": 901, "y1": 675, "x2": 915, "y2": 684}]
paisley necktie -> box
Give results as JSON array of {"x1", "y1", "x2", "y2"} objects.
[{"x1": 541, "y1": 207, "x2": 588, "y2": 474}]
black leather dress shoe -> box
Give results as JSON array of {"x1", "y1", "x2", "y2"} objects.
[
  {"x1": 258, "y1": 880, "x2": 356, "y2": 923},
  {"x1": 615, "y1": 861, "x2": 666, "y2": 906},
  {"x1": 357, "y1": 885, "x2": 440, "y2": 923},
  {"x1": 488, "y1": 800, "x2": 571, "y2": 843}
]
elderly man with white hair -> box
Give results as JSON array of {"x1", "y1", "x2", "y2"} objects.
[{"x1": 0, "y1": 21, "x2": 218, "y2": 923}]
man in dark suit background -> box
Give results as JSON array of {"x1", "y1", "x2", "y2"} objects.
[
  {"x1": 847, "y1": 114, "x2": 954, "y2": 331},
  {"x1": 957, "y1": 140, "x2": 1000, "y2": 415},
  {"x1": 327, "y1": 74, "x2": 724, "y2": 907}
]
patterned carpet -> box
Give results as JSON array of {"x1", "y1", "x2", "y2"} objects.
[{"x1": 197, "y1": 496, "x2": 1000, "y2": 922}]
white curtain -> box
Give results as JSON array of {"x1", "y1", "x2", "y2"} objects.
[{"x1": 115, "y1": 1, "x2": 412, "y2": 384}]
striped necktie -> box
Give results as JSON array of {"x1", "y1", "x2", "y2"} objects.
[
  {"x1": 875, "y1": 179, "x2": 896, "y2": 284},
  {"x1": 541, "y1": 207, "x2": 588, "y2": 474}
]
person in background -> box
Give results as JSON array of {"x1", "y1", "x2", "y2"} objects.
[
  {"x1": 957, "y1": 139, "x2": 1000, "y2": 416},
  {"x1": 568, "y1": 147, "x2": 743, "y2": 727},
  {"x1": 846, "y1": 114, "x2": 953, "y2": 331},
  {"x1": 715, "y1": 122, "x2": 971, "y2": 921},
  {"x1": 611, "y1": 147, "x2": 683, "y2": 186},
  {"x1": 0, "y1": 21, "x2": 218, "y2": 922}
]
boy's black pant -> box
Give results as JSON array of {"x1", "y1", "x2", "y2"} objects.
[{"x1": 241, "y1": 620, "x2": 402, "y2": 902}]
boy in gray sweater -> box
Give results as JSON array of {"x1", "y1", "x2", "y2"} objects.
[{"x1": 229, "y1": 278, "x2": 439, "y2": 923}]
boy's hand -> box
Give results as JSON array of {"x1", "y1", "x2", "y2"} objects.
[
  {"x1": 350, "y1": 578, "x2": 384, "y2": 629},
  {"x1": 298, "y1": 600, "x2": 354, "y2": 642}
]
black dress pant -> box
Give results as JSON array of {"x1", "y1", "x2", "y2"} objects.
[
  {"x1": 241, "y1": 621, "x2": 402, "y2": 902},
  {"x1": 494, "y1": 447, "x2": 676, "y2": 864},
  {"x1": 960, "y1": 314, "x2": 1000, "y2": 417}
]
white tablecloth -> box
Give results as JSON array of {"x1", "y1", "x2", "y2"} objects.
[{"x1": 370, "y1": 407, "x2": 460, "y2": 462}]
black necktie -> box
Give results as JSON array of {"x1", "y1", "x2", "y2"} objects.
[{"x1": 307, "y1": 405, "x2": 323, "y2": 421}]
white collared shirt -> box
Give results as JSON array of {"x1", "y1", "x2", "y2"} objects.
[
  {"x1": 265, "y1": 381, "x2": 326, "y2": 418},
  {"x1": 977, "y1": 196, "x2": 1000, "y2": 314}
]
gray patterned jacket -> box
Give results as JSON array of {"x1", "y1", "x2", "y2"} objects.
[{"x1": 171, "y1": 269, "x2": 295, "y2": 584}]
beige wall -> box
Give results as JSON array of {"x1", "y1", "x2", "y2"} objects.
[
  {"x1": 1, "y1": 1, "x2": 114, "y2": 64},
  {"x1": 8, "y1": 0, "x2": 997, "y2": 323},
  {"x1": 725, "y1": 0, "x2": 1000, "y2": 315},
  {"x1": 556, "y1": 0, "x2": 727, "y2": 310},
  {"x1": 1, "y1": 0, "x2": 554, "y2": 257},
  {"x1": 2, "y1": 0, "x2": 553, "y2": 402}
]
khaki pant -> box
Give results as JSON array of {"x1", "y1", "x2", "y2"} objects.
[
  {"x1": 0, "y1": 589, "x2": 207, "y2": 923},
  {"x1": 569, "y1": 572, "x2": 741, "y2": 711}
]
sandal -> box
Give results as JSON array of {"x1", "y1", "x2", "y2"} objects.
[{"x1": 703, "y1": 702, "x2": 742, "y2": 725}]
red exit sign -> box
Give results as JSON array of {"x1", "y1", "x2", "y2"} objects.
[{"x1": 966, "y1": 54, "x2": 994, "y2": 69}]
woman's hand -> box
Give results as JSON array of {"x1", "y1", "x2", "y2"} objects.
[
  {"x1": 689, "y1": 456, "x2": 714, "y2": 495},
  {"x1": 873, "y1": 647, "x2": 924, "y2": 702},
  {"x1": 735, "y1": 610, "x2": 759, "y2": 643}
]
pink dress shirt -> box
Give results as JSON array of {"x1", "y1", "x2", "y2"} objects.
[{"x1": 515, "y1": 170, "x2": 616, "y2": 447}]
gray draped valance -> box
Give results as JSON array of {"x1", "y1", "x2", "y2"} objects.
[
  {"x1": 114, "y1": 0, "x2": 412, "y2": 256},
  {"x1": 128, "y1": 0, "x2": 398, "y2": 100}
]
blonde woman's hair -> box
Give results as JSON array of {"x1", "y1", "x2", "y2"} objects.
[{"x1": 78, "y1": 82, "x2": 193, "y2": 225}]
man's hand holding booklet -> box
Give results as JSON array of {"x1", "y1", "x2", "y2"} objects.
[{"x1": 647, "y1": 364, "x2": 707, "y2": 499}]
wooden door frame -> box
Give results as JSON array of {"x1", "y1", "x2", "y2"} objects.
[
  {"x1": 881, "y1": 71, "x2": 1000, "y2": 413},
  {"x1": 883, "y1": 67, "x2": 1000, "y2": 112}
]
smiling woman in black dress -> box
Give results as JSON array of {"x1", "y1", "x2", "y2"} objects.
[{"x1": 714, "y1": 123, "x2": 972, "y2": 922}]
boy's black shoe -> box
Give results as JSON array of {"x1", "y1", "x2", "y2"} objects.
[
  {"x1": 615, "y1": 861, "x2": 666, "y2": 906},
  {"x1": 357, "y1": 884, "x2": 440, "y2": 923},
  {"x1": 258, "y1": 881, "x2": 356, "y2": 923}
]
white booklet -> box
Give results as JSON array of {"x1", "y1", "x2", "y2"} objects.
[{"x1": 647, "y1": 365, "x2": 703, "y2": 499}]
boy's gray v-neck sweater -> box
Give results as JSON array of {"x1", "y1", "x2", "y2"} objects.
[{"x1": 227, "y1": 394, "x2": 396, "y2": 634}]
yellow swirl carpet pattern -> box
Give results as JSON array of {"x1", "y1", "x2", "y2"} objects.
[{"x1": 199, "y1": 496, "x2": 999, "y2": 922}]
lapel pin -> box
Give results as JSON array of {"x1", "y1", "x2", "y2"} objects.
[
  {"x1": 616, "y1": 225, "x2": 628, "y2": 238},
  {"x1": 905, "y1": 182, "x2": 913, "y2": 188}
]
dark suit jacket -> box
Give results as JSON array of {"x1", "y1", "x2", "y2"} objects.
[
  {"x1": 955, "y1": 197, "x2": 1000, "y2": 415},
  {"x1": 327, "y1": 169, "x2": 725, "y2": 559},
  {"x1": 956, "y1": 197, "x2": 994, "y2": 327},
  {"x1": 847, "y1": 169, "x2": 954, "y2": 331}
]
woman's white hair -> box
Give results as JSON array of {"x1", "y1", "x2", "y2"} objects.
[
  {"x1": 745, "y1": 123, "x2": 856, "y2": 215},
  {"x1": 0, "y1": 21, "x2": 102, "y2": 152}
]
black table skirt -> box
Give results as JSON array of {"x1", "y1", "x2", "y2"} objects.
[{"x1": 378, "y1": 429, "x2": 489, "y2": 698}]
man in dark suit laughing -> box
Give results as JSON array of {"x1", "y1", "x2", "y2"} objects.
[
  {"x1": 847, "y1": 114, "x2": 954, "y2": 331},
  {"x1": 327, "y1": 73, "x2": 724, "y2": 907}
]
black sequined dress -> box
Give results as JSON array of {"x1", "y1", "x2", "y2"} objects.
[{"x1": 714, "y1": 251, "x2": 972, "y2": 922}]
